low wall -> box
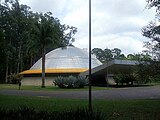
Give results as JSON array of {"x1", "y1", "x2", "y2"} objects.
[{"x1": 22, "y1": 77, "x2": 55, "y2": 86}]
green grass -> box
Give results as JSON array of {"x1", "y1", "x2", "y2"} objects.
[
  {"x1": 0, "y1": 84, "x2": 111, "y2": 91},
  {"x1": 0, "y1": 94, "x2": 160, "y2": 119},
  {"x1": 146, "y1": 81, "x2": 160, "y2": 86},
  {"x1": 0, "y1": 94, "x2": 87, "y2": 111}
]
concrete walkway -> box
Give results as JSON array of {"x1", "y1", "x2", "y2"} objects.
[{"x1": 0, "y1": 86, "x2": 160, "y2": 100}]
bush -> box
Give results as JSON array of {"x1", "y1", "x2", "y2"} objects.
[
  {"x1": 77, "y1": 76, "x2": 89, "y2": 87},
  {"x1": 0, "y1": 106, "x2": 105, "y2": 120},
  {"x1": 114, "y1": 74, "x2": 136, "y2": 86},
  {"x1": 53, "y1": 76, "x2": 88, "y2": 88},
  {"x1": 7, "y1": 74, "x2": 22, "y2": 84},
  {"x1": 152, "y1": 74, "x2": 160, "y2": 82}
]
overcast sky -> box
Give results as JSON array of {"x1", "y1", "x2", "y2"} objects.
[{"x1": 19, "y1": 0, "x2": 156, "y2": 55}]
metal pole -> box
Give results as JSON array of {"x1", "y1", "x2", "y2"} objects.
[{"x1": 89, "y1": 0, "x2": 92, "y2": 112}]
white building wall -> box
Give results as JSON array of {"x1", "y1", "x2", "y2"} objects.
[{"x1": 22, "y1": 77, "x2": 55, "y2": 86}]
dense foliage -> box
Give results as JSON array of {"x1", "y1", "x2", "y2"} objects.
[
  {"x1": 136, "y1": 0, "x2": 160, "y2": 82},
  {"x1": 7, "y1": 73, "x2": 22, "y2": 84},
  {"x1": 53, "y1": 76, "x2": 88, "y2": 88},
  {"x1": 142, "y1": 0, "x2": 160, "y2": 60},
  {"x1": 92, "y1": 48, "x2": 151, "y2": 63},
  {"x1": 0, "y1": 0, "x2": 77, "y2": 83},
  {"x1": 113, "y1": 74, "x2": 136, "y2": 86}
]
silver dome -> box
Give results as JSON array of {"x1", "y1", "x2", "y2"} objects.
[{"x1": 30, "y1": 46, "x2": 102, "y2": 70}]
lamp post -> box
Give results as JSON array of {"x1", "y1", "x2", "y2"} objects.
[{"x1": 88, "y1": 0, "x2": 92, "y2": 112}]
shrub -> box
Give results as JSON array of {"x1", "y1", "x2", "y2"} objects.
[
  {"x1": 77, "y1": 76, "x2": 89, "y2": 87},
  {"x1": 53, "y1": 76, "x2": 88, "y2": 88},
  {"x1": 152, "y1": 74, "x2": 160, "y2": 82},
  {"x1": 113, "y1": 74, "x2": 136, "y2": 86},
  {"x1": 0, "y1": 106, "x2": 105, "y2": 120},
  {"x1": 7, "y1": 74, "x2": 22, "y2": 84}
]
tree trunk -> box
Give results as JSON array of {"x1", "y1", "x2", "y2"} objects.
[
  {"x1": 30, "y1": 55, "x2": 36, "y2": 67},
  {"x1": 10, "y1": 65, "x2": 12, "y2": 74},
  {"x1": 33, "y1": 55, "x2": 36, "y2": 65},
  {"x1": 30, "y1": 55, "x2": 33, "y2": 67},
  {"x1": 30, "y1": 56, "x2": 33, "y2": 67},
  {"x1": 20, "y1": 52, "x2": 23, "y2": 72},
  {"x1": 17, "y1": 43, "x2": 22, "y2": 73},
  {"x1": 5, "y1": 57, "x2": 8, "y2": 83},
  {"x1": 41, "y1": 48, "x2": 45, "y2": 88}
]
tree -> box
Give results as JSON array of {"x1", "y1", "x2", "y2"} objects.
[
  {"x1": 92, "y1": 48, "x2": 106, "y2": 63},
  {"x1": 32, "y1": 12, "x2": 77, "y2": 88},
  {"x1": 138, "y1": 0, "x2": 160, "y2": 82},
  {"x1": 104, "y1": 48, "x2": 113, "y2": 62},
  {"x1": 118, "y1": 54, "x2": 126, "y2": 60},
  {"x1": 142, "y1": 22, "x2": 160, "y2": 60},
  {"x1": 126, "y1": 53, "x2": 151, "y2": 61},
  {"x1": 92, "y1": 47, "x2": 127, "y2": 63},
  {"x1": 111, "y1": 48, "x2": 121, "y2": 59},
  {"x1": 31, "y1": 13, "x2": 59, "y2": 88},
  {"x1": 142, "y1": 1, "x2": 160, "y2": 60},
  {"x1": 127, "y1": 54, "x2": 135, "y2": 60},
  {"x1": 143, "y1": 1, "x2": 160, "y2": 60},
  {"x1": 0, "y1": 0, "x2": 77, "y2": 84},
  {"x1": 0, "y1": 0, "x2": 33, "y2": 82},
  {"x1": 0, "y1": 29, "x2": 6, "y2": 83},
  {"x1": 92, "y1": 48, "x2": 114, "y2": 63}
]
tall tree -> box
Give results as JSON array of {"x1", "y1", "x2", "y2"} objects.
[
  {"x1": 0, "y1": 0, "x2": 33, "y2": 82},
  {"x1": 142, "y1": 22, "x2": 160, "y2": 60},
  {"x1": 111, "y1": 48, "x2": 121, "y2": 59},
  {"x1": 137, "y1": 0, "x2": 160, "y2": 82},
  {"x1": 92, "y1": 48, "x2": 106, "y2": 63},
  {"x1": 142, "y1": 0, "x2": 160, "y2": 60},
  {"x1": 104, "y1": 48, "x2": 113, "y2": 62},
  {"x1": 118, "y1": 54, "x2": 126, "y2": 60},
  {"x1": 0, "y1": 29, "x2": 6, "y2": 83},
  {"x1": 0, "y1": 0, "x2": 77, "y2": 84},
  {"x1": 32, "y1": 13, "x2": 58, "y2": 88},
  {"x1": 32, "y1": 12, "x2": 77, "y2": 88},
  {"x1": 92, "y1": 48, "x2": 126, "y2": 63}
]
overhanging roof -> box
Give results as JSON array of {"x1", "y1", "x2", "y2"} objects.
[
  {"x1": 80, "y1": 60, "x2": 139, "y2": 76},
  {"x1": 20, "y1": 68, "x2": 88, "y2": 75}
]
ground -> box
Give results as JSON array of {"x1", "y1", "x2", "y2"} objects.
[
  {"x1": 0, "y1": 85, "x2": 160, "y2": 100},
  {"x1": 1, "y1": 85, "x2": 160, "y2": 119}
]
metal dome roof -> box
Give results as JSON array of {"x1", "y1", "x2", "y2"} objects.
[
  {"x1": 31, "y1": 46, "x2": 102, "y2": 69},
  {"x1": 20, "y1": 46, "x2": 102, "y2": 75}
]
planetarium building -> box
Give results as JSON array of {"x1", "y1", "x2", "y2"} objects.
[{"x1": 20, "y1": 46, "x2": 102, "y2": 85}]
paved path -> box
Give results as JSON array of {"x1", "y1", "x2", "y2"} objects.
[{"x1": 0, "y1": 86, "x2": 160, "y2": 100}]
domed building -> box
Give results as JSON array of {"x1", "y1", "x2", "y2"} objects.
[{"x1": 20, "y1": 46, "x2": 102, "y2": 85}]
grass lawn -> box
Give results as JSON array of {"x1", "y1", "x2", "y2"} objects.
[
  {"x1": 0, "y1": 84, "x2": 111, "y2": 91},
  {"x1": 0, "y1": 94, "x2": 160, "y2": 120}
]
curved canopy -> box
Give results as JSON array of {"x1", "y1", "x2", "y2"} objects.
[{"x1": 21, "y1": 46, "x2": 102, "y2": 74}]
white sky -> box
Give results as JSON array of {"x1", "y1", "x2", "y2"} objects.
[{"x1": 19, "y1": 0, "x2": 156, "y2": 55}]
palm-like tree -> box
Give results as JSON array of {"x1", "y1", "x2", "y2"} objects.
[
  {"x1": 33, "y1": 13, "x2": 63, "y2": 88},
  {"x1": 31, "y1": 12, "x2": 77, "y2": 88}
]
